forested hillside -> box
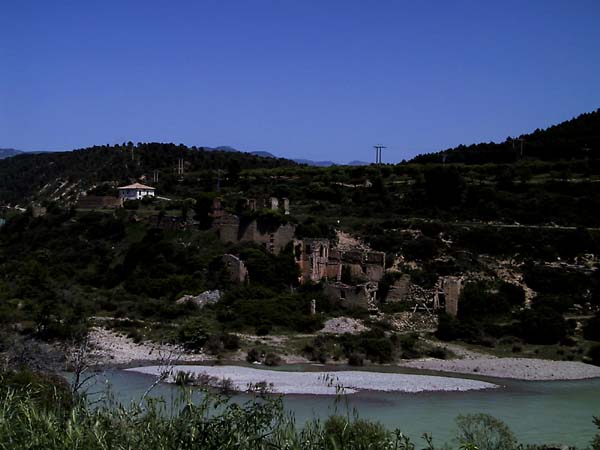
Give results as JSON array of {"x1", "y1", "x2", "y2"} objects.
[
  {"x1": 412, "y1": 109, "x2": 600, "y2": 164},
  {"x1": 0, "y1": 143, "x2": 296, "y2": 204}
]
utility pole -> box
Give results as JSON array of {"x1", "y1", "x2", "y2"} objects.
[
  {"x1": 516, "y1": 138, "x2": 525, "y2": 158},
  {"x1": 177, "y1": 158, "x2": 184, "y2": 176},
  {"x1": 153, "y1": 170, "x2": 159, "y2": 183},
  {"x1": 373, "y1": 145, "x2": 386, "y2": 164}
]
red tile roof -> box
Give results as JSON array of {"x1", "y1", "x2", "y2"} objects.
[{"x1": 117, "y1": 183, "x2": 155, "y2": 190}]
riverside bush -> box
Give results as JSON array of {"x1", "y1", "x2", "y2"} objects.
[{"x1": 455, "y1": 413, "x2": 517, "y2": 450}]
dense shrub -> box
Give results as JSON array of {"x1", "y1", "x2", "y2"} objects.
[
  {"x1": 217, "y1": 289, "x2": 323, "y2": 333},
  {"x1": 246, "y1": 348, "x2": 261, "y2": 363},
  {"x1": 458, "y1": 281, "x2": 523, "y2": 320},
  {"x1": 588, "y1": 345, "x2": 600, "y2": 366},
  {"x1": 516, "y1": 306, "x2": 569, "y2": 345},
  {"x1": 584, "y1": 314, "x2": 600, "y2": 342},
  {"x1": 523, "y1": 265, "x2": 591, "y2": 302},
  {"x1": 436, "y1": 312, "x2": 461, "y2": 341},
  {"x1": 263, "y1": 353, "x2": 282, "y2": 367},
  {"x1": 402, "y1": 236, "x2": 440, "y2": 261},
  {"x1": 347, "y1": 352, "x2": 364, "y2": 366},
  {"x1": 455, "y1": 413, "x2": 517, "y2": 450},
  {"x1": 424, "y1": 166, "x2": 467, "y2": 207},
  {"x1": 176, "y1": 318, "x2": 209, "y2": 351},
  {"x1": 323, "y1": 416, "x2": 393, "y2": 450}
]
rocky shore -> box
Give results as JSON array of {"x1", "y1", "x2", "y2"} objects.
[
  {"x1": 89, "y1": 328, "x2": 600, "y2": 381},
  {"x1": 88, "y1": 327, "x2": 210, "y2": 367}
]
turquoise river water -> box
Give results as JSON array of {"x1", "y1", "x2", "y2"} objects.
[{"x1": 87, "y1": 366, "x2": 600, "y2": 447}]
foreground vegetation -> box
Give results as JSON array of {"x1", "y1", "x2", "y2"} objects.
[{"x1": 1, "y1": 369, "x2": 599, "y2": 450}]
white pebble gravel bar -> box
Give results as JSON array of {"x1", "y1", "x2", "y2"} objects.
[{"x1": 127, "y1": 365, "x2": 497, "y2": 395}]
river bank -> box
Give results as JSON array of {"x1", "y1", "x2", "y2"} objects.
[{"x1": 89, "y1": 327, "x2": 600, "y2": 381}]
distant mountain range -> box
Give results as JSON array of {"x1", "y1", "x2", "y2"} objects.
[
  {"x1": 0, "y1": 148, "x2": 23, "y2": 159},
  {"x1": 212, "y1": 147, "x2": 368, "y2": 166},
  {"x1": 245, "y1": 151, "x2": 367, "y2": 166}
]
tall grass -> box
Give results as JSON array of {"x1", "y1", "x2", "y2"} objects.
[{"x1": 0, "y1": 381, "x2": 422, "y2": 450}]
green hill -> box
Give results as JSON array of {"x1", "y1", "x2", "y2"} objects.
[
  {"x1": 412, "y1": 108, "x2": 600, "y2": 164},
  {"x1": 0, "y1": 143, "x2": 296, "y2": 204}
]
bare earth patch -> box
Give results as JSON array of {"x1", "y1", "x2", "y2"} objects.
[{"x1": 320, "y1": 317, "x2": 367, "y2": 334}]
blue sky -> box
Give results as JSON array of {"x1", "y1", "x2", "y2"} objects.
[{"x1": 1, "y1": 1, "x2": 599, "y2": 163}]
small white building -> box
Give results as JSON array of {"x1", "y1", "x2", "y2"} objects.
[{"x1": 117, "y1": 182, "x2": 156, "y2": 201}]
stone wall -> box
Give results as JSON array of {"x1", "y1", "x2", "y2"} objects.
[
  {"x1": 324, "y1": 282, "x2": 378, "y2": 310},
  {"x1": 365, "y1": 252, "x2": 386, "y2": 282},
  {"x1": 386, "y1": 274, "x2": 412, "y2": 302},
  {"x1": 295, "y1": 239, "x2": 385, "y2": 285},
  {"x1": 213, "y1": 213, "x2": 295, "y2": 255},
  {"x1": 295, "y1": 239, "x2": 337, "y2": 283},
  {"x1": 222, "y1": 254, "x2": 249, "y2": 283},
  {"x1": 443, "y1": 277, "x2": 463, "y2": 316},
  {"x1": 213, "y1": 214, "x2": 240, "y2": 244},
  {"x1": 433, "y1": 276, "x2": 463, "y2": 316},
  {"x1": 268, "y1": 223, "x2": 295, "y2": 254}
]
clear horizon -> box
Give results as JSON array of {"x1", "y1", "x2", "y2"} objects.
[{"x1": 2, "y1": 1, "x2": 600, "y2": 163}]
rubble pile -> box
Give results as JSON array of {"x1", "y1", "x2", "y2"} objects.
[
  {"x1": 320, "y1": 317, "x2": 367, "y2": 335},
  {"x1": 387, "y1": 312, "x2": 437, "y2": 332},
  {"x1": 176, "y1": 290, "x2": 221, "y2": 308}
]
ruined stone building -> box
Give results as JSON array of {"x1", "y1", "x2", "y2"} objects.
[
  {"x1": 433, "y1": 276, "x2": 463, "y2": 316},
  {"x1": 324, "y1": 282, "x2": 379, "y2": 310},
  {"x1": 212, "y1": 214, "x2": 295, "y2": 255},
  {"x1": 342, "y1": 250, "x2": 386, "y2": 283},
  {"x1": 222, "y1": 254, "x2": 249, "y2": 283},
  {"x1": 294, "y1": 238, "x2": 385, "y2": 285},
  {"x1": 294, "y1": 237, "x2": 385, "y2": 310},
  {"x1": 244, "y1": 196, "x2": 290, "y2": 215},
  {"x1": 210, "y1": 195, "x2": 294, "y2": 254},
  {"x1": 210, "y1": 198, "x2": 225, "y2": 218},
  {"x1": 385, "y1": 274, "x2": 412, "y2": 302},
  {"x1": 295, "y1": 239, "x2": 342, "y2": 283}
]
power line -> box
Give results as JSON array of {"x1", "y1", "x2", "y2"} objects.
[{"x1": 373, "y1": 145, "x2": 386, "y2": 164}]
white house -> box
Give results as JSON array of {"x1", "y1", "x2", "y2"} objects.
[{"x1": 117, "y1": 182, "x2": 156, "y2": 201}]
